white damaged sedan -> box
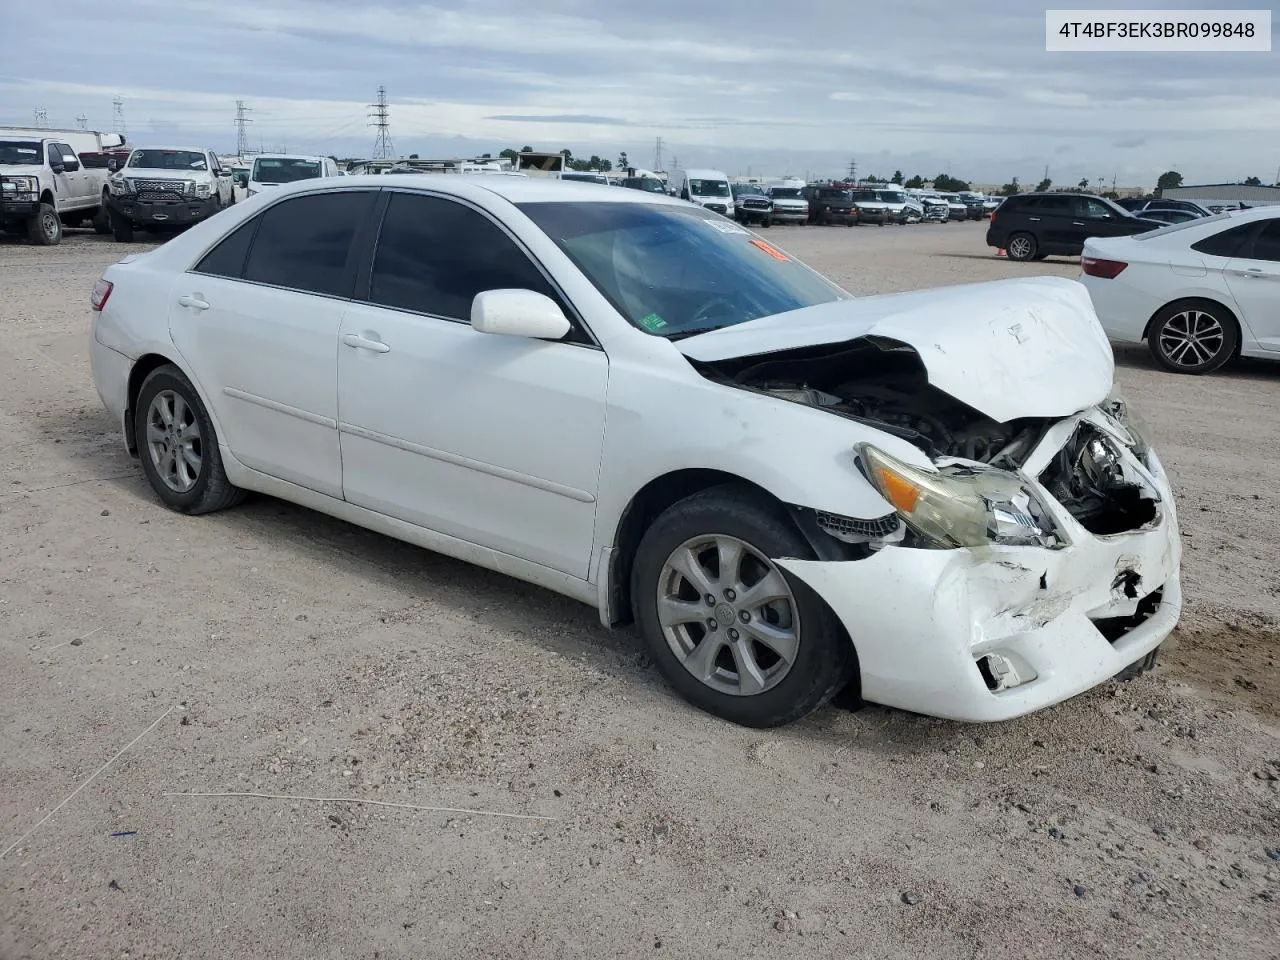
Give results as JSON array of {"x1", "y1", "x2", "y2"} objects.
[{"x1": 89, "y1": 176, "x2": 1181, "y2": 727}]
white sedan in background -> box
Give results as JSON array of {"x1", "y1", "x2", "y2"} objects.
[
  {"x1": 1081, "y1": 206, "x2": 1280, "y2": 373},
  {"x1": 89, "y1": 176, "x2": 1180, "y2": 727}
]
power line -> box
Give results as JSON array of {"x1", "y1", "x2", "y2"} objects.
[
  {"x1": 369, "y1": 85, "x2": 393, "y2": 160},
  {"x1": 235, "y1": 100, "x2": 253, "y2": 157}
]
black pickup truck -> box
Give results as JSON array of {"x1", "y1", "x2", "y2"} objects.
[{"x1": 803, "y1": 186, "x2": 856, "y2": 226}]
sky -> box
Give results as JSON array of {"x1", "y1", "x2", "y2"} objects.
[{"x1": 2, "y1": 0, "x2": 1277, "y2": 188}]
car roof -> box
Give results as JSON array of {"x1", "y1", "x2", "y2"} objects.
[
  {"x1": 256, "y1": 173, "x2": 688, "y2": 207},
  {"x1": 130, "y1": 145, "x2": 210, "y2": 154},
  {"x1": 252, "y1": 154, "x2": 328, "y2": 162}
]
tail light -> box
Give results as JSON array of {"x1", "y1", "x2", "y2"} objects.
[
  {"x1": 91, "y1": 278, "x2": 114, "y2": 311},
  {"x1": 1081, "y1": 257, "x2": 1128, "y2": 279}
]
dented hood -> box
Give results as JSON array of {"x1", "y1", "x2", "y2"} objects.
[{"x1": 676, "y1": 276, "x2": 1115, "y2": 423}]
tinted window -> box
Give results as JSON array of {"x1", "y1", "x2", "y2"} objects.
[
  {"x1": 1190, "y1": 222, "x2": 1258, "y2": 257},
  {"x1": 193, "y1": 216, "x2": 260, "y2": 279},
  {"x1": 54, "y1": 143, "x2": 76, "y2": 163},
  {"x1": 129, "y1": 150, "x2": 208, "y2": 170},
  {"x1": 1249, "y1": 220, "x2": 1280, "y2": 262},
  {"x1": 243, "y1": 191, "x2": 371, "y2": 296},
  {"x1": 369, "y1": 192, "x2": 557, "y2": 319},
  {"x1": 1083, "y1": 198, "x2": 1115, "y2": 219},
  {"x1": 1032, "y1": 195, "x2": 1072, "y2": 213},
  {"x1": 518, "y1": 201, "x2": 847, "y2": 338}
]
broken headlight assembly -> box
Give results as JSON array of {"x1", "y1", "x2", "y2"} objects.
[
  {"x1": 1102, "y1": 390, "x2": 1153, "y2": 461},
  {"x1": 858, "y1": 444, "x2": 1067, "y2": 550}
]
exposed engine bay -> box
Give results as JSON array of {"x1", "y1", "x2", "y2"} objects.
[
  {"x1": 692, "y1": 337, "x2": 1051, "y2": 467},
  {"x1": 690, "y1": 337, "x2": 1160, "y2": 536}
]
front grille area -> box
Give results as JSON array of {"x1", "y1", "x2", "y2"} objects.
[
  {"x1": 130, "y1": 179, "x2": 189, "y2": 200},
  {"x1": 740, "y1": 198, "x2": 770, "y2": 210},
  {"x1": 816, "y1": 510, "x2": 901, "y2": 542},
  {"x1": 705, "y1": 203, "x2": 728, "y2": 214}
]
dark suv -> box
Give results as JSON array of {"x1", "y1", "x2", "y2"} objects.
[
  {"x1": 731, "y1": 183, "x2": 773, "y2": 226},
  {"x1": 986, "y1": 193, "x2": 1165, "y2": 261},
  {"x1": 803, "y1": 186, "x2": 856, "y2": 226}
]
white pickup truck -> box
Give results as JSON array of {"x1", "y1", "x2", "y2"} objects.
[
  {"x1": 0, "y1": 132, "x2": 117, "y2": 244},
  {"x1": 104, "y1": 146, "x2": 235, "y2": 242}
]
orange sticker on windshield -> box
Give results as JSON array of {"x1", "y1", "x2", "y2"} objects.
[{"x1": 749, "y1": 238, "x2": 789, "y2": 261}]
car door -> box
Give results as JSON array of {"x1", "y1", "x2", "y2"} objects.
[
  {"x1": 50, "y1": 143, "x2": 93, "y2": 210},
  {"x1": 169, "y1": 189, "x2": 378, "y2": 498},
  {"x1": 46, "y1": 142, "x2": 78, "y2": 210},
  {"x1": 1222, "y1": 218, "x2": 1280, "y2": 351},
  {"x1": 336, "y1": 189, "x2": 609, "y2": 578},
  {"x1": 1073, "y1": 196, "x2": 1138, "y2": 242}
]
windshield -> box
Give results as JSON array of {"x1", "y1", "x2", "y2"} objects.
[
  {"x1": 851, "y1": 190, "x2": 880, "y2": 202},
  {"x1": 732, "y1": 185, "x2": 764, "y2": 197},
  {"x1": 0, "y1": 141, "x2": 42, "y2": 165},
  {"x1": 770, "y1": 187, "x2": 804, "y2": 198},
  {"x1": 1133, "y1": 211, "x2": 1233, "y2": 240},
  {"x1": 252, "y1": 157, "x2": 322, "y2": 183},
  {"x1": 688, "y1": 179, "x2": 730, "y2": 198},
  {"x1": 129, "y1": 150, "x2": 207, "y2": 170},
  {"x1": 518, "y1": 201, "x2": 847, "y2": 338},
  {"x1": 875, "y1": 190, "x2": 906, "y2": 203}
]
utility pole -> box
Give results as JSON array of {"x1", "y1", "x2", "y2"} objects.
[
  {"x1": 235, "y1": 101, "x2": 253, "y2": 158},
  {"x1": 34, "y1": 107, "x2": 48, "y2": 128},
  {"x1": 76, "y1": 115, "x2": 88, "y2": 130},
  {"x1": 653, "y1": 136, "x2": 664, "y2": 172},
  {"x1": 112, "y1": 97, "x2": 126, "y2": 137},
  {"x1": 369, "y1": 85, "x2": 394, "y2": 160}
]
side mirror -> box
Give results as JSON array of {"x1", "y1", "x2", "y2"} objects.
[
  {"x1": 107, "y1": 159, "x2": 119, "y2": 172},
  {"x1": 62, "y1": 158, "x2": 81, "y2": 172},
  {"x1": 50, "y1": 160, "x2": 65, "y2": 174},
  {"x1": 471, "y1": 289, "x2": 571, "y2": 340}
]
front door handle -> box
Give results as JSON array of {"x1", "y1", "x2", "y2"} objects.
[
  {"x1": 341, "y1": 333, "x2": 390, "y2": 353},
  {"x1": 1072, "y1": 221, "x2": 1085, "y2": 226},
  {"x1": 1028, "y1": 217, "x2": 1041, "y2": 221},
  {"x1": 177, "y1": 294, "x2": 210, "y2": 311}
]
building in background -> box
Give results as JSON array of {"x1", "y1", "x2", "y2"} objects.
[{"x1": 1159, "y1": 183, "x2": 1280, "y2": 207}]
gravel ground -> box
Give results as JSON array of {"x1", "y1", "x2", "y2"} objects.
[{"x1": 1, "y1": 222, "x2": 1277, "y2": 960}]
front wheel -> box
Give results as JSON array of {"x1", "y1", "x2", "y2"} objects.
[
  {"x1": 134, "y1": 365, "x2": 246, "y2": 514},
  {"x1": 111, "y1": 210, "x2": 134, "y2": 243},
  {"x1": 92, "y1": 201, "x2": 111, "y2": 235},
  {"x1": 28, "y1": 203, "x2": 62, "y2": 245},
  {"x1": 631, "y1": 485, "x2": 857, "y2": 728},
  {"x1": 1006, "y1": 232, "x2": 1037, "y2": 261},
  {"x1": 1147, "y1": 302, "x2": 1238, "y2": 374}
]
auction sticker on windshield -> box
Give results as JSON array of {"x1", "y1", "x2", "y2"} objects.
[
  {"x1": 749, "y1": 239, "x2": 790, "y2": 262},
  {"x1": 701, "y1": 219, "x2": 749, "y2": 235}
]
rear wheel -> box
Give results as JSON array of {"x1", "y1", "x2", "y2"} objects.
[
  {"x1": 134, "y1": 365, "x2": 246, "y2": 515},
  {"x1": 631, "y1": 485, "x2": 858, "y2": 728},
  {"x1": 28, "y1": 203, "x2": 61, "y2": 245},
  {"x1": 1147, "y1": 301, "x2": 1238, "y2": 374},
  {"x1": 1006, "y1": 232, "x2": 1037, "y2": 261}
]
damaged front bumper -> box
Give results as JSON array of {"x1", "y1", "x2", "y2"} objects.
[{"x1": 779, "y1": 408, "x2": 1182, "y2": 722}]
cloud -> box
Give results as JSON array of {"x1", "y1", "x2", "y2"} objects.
[{"x1": 2, "y1": 0, "x2": 1277, "y2": 187}]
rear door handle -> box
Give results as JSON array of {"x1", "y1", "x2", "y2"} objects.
[
  {"x1": 341, "y1": 333, "x2": 390, "y2": 353},
  {"x1": 1071, "y1": 221, "x2": 1085, "y2": 226},
  {"x1": 177, "y1": 294, "x2": 210, "y2": 311},
  {"x1": 1028, "y1": 217, "x2": 1041, "y2": 221}
]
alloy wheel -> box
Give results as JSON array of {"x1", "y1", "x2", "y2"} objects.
[
  {"x1": 145, "y1": 389, "x2": 203, "y2": 493},
  {"x1": 1008, "y1": 235, "x2": 1034, "y2": 260},
  {"x1": 41, "y1": 210, "x2": 59, "y2": 242},
  {"x1": 656, "y1": 534, "x2": 800, "y2": 697},
  {"x1": 1158, "y1": 310, "x2": 1225, "y2": 368}
]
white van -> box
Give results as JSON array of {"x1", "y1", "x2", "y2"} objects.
[
  {"x1": 674, "y1": 168, "x2": 735, "y2": 218},
  {"x1": 247, "y1": 154, "x2": 341, "y2": 197}
]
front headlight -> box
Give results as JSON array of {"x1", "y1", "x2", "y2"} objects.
[
  {"x1": 859, "y1": 444, "x2": 1066, "y2": 549},
  {"x1": 195, "y1": 182, "x2": 211, "y2": 197},
  {"x1": 107, "y1": 177, "x2": 131, "y2": 195},
  {"x1": 4, "y1": 175, "x2": 39, "y2": 194},
  {"x1": 1103, "y1": 390, "x2": 1153, "y2": 460}
]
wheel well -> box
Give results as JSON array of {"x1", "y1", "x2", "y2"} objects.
[
  {"x1": 123, "y1": 354, "x2": 178, "y2": 454},
  {"x1": 40, "y1": 190, "x2": 55, "y2": 207},
  {"x1": 1142, "y1": 296, "x2": 1242, "y2": 353}
]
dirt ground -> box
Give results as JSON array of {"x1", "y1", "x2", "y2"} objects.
[{"x1": 1, "y1": 221, "x2": 1277, "y2": 960}]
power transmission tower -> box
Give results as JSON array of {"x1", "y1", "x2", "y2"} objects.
[
  {"x1": 76, "y1": 115, "x2": 88, "y2": 130},
  {"x1": 34, "y1": 107, "x2": 48, "y2": 128},
  {"x1": 653, "y1": 136, "x2": 664, "y2": 172},
  {"x1": 847, "y1": 158, "x2": 857, "y2": 181},
  {"x1": 235, "y1": 100, "x2": 253, "y2": 158},
  {"x1": 369, "y1": 85, "x2": 394, "y2": 160},
  {"x1": 112, "y1": 97, "x2": 126, "y2": 136}
]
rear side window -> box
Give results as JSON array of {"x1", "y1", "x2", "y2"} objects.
[
  {"x1": 1190, "y1": 222, "x2": 1258, "y2": 258},
  {"x1": 1031, "y1": 195, "x2": 1071, "y2": 213},
  {"x1": 193, "y1": 218, "x2": 259, "y2": 278},
  {"x1": 368, "y1": 192, "x2": 558, "y2": 320},
  {"x1": 1249, "y1": 220, "x2": 1280, "y2": 262},
  {"x1": 242, "y1": 191, "x2": 372, "y2": 297}
]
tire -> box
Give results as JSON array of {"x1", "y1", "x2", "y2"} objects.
[
  {"x1": 1147, "y1": 301, "x2": 1238, "y2": 374},
  {"x1": 631, "y1": 484, "x2": 858, "y2": 728},
  {"x1": 28, "y1": 203, "x2": 61, "y2": 245},
  {"x1": 761, "y1": 218, "x2": 771, "y2": 228},
  {"x1": 92, "y1": 201, "x2": 111, "y2": 235},
  {"x1": 1006, "y1": 232, "x2": 1037, "y2": 261},
  {"x1": 134, "y1": 365, "x2": 246, "y2": 515},
  {"x1": 1114, "y1": 644, "x2": 1160, "y2": 681},
  {"x1": 111, "y1": 210, "x2": 134, "y2": 243}
]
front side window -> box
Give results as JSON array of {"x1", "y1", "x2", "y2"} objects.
[
  {"x1": 518, "y1": 201, "x2": 847, "y2": 338},
  {"x1": 252, "y1": 158, "x2": 323, "y2": 184},
  {"x1": 1082, "y1": 198, "x2": 1115, "y2": 220},
  {"x1": 128, "y1": 150, "x2": 208, "y2": 170},
  {"x1": 368, "y1": 192, "x2": 557, "y2": 320},
  {"x1": 242, "y1": 191, "x2": 372, "y2": 296}
]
